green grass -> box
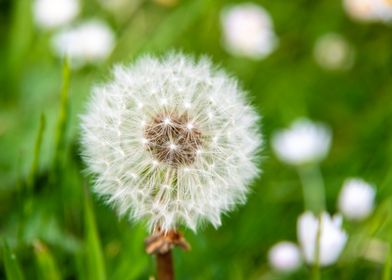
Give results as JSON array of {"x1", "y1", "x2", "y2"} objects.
[{"x1": 1, "y1": 0, "x2": 392, "y2": 279}]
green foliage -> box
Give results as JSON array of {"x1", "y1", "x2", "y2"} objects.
[
  {"x1": 83, "y1": 188, "x2": 106, "y2": 280},
  {"x1": 33, "y1": 241, "x2": 61, "y2": 280},
  {"x1": 0, "y1": 0, "x2": 392, "y2": 279},
  {"x1": 2, "y1": 241, "x2": 24, "y2": 280}
]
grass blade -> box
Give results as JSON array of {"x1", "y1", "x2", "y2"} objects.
[
  {"x1": 27, "y1": 114, "x2": 46, "y2": 190},
  {"x1": 2, "y1": 241, "x2": 25, "y2": 280},
  {"x1": 33, "y1": 241, "x2": 61, "y2": 280},
  {"x1": 84, "y1": 187, "x2": 106, "y2": 280},
  {"x1": 7, "y1": 0, "x2": 33, "y2": 92},
  {"x1": 53, "y1": 58, "x2": 71, "y2": 169}
]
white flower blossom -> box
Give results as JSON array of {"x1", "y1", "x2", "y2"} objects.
[
  {"x1": 373, "y1": 0, "x2": 392, "y2": 22},
  {"x1": 343, "y1": 0, "x2": 392, "y2": 23},
  {"x1": 338, "y1": 178, "x2": 376, "y2": 221},
  {"x1": 272, "y1": 118, "x2": 331, "y2": 166},
  {"x1": 268, "y1": 241, "x2": 302, "y2": 272},
  {"x1": 220, "y1": 3, "x2": 278, "y2": 60},
  {"x1": 33, "y1": 0, "x2": 79, "y2": 29},
  {"x1": 314, "y1": 33, "x2": 355, "y2": 71},
  {"x1": 297, "y1": 211, "x2": 347, "y2": 266},
  {"x1": 80, "y1": 53, "x2": 262, "y2": 232},
  {"x1": 52, "y1": 20, "x2": 115, "y2": 68}
]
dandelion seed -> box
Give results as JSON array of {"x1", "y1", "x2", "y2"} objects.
[{"x1": 80, "y1": 53, "x2": 262, "y2": 232}]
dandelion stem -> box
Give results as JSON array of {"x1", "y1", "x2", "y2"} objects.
[
  {"x1": 156, "y1": 250, "x2": 174, "y2": 280},
  {"x1": 298, "y1": 165, "x2": 326, "y2": 214},
  {"x1": 145, "y1": 229, "x2": 190, "y2": 280}
]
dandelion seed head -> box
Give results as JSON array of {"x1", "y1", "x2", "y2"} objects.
[{"x1": 81, "y1": 53, "x2": 262, "y2": 232}]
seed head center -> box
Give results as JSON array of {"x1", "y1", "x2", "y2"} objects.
[{"x1": 144, "y1": 113, "x2": 203, "y2": 167}]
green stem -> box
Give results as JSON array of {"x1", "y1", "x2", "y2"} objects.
[
  {"x1": 383, "y1": 242, "x2": 392, "y2": 280},
  {"x1": 297, "y1": 165, "x2": 326, "y2": 214},
  {"x1": 312, "y1": 214, "x2": 323, "y2": 280}
]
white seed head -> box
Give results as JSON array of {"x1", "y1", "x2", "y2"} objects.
[
  {"x1": 297, "y1": 211, "x2": 347, "y2": 266},
  {"x1": 80, "y1": 53, "x2": 262, "y2": 232},
  {"x1": 220, "y1": 3, "x2": 278, "y2": 60},
  {"x1": 33, "y1": 0, "x2": 79, "y2": 29},
  {"x1": 272, "y1": 118, "x2": 331, "y2": 166},
  {"x1": 268, "y1": 241, "x2": 302, "y2": 273},
  {"x1": 338, "y1": 178, "x2": 376, "y2": 221},
  {"x1": 314, "y1": 33, "x2": 355, "y2": 71},
  {"x1": 51, "y1": 20, "x2": 115, "y2": 68}
]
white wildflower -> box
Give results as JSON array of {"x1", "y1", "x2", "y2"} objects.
[
  {"x1": 51, "y1": 20, "x2": 115, "y2": 68},
  {"x1": 80, "y1": 53, "x2": 262, "y2": 232},
  {"x1": 220, "y1": 3, "x2": 278, "y2": 60},
  {"x1": 268, "y1": 241, "x2": 302, "y2": 272},
  {"x1": 314, "y1": 33, "x2": 354, "y2": 71},
  {"x1": 343, "y1": 0, "x2": 377, "y2": 22},
  {"x1": 272, "y1": 118, "x2": 331, "y2": 166},
  {"x1": 338, "y1": 178, "x2": 376, "y2": 221},
  {"x1": 33, "y1": 0, "x2": 79, "y2": 29},
  {"x1": 373, "y1": 0, "x2": 392, "y2": 22},
  {"x1": 343, "y1": 0, "x2": 392, "y2": 23},
  {"x1": 297, "y1": 211, "x2": 347, "y2": 266}
]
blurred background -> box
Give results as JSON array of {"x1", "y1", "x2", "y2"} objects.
[{"x1": 1, "y1": 0, "x2": 392, "y2": 279}]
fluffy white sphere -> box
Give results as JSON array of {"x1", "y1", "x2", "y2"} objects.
[
  {"x1": 52, "y1": 20, "x2": 115, "y2": 68},
  {"x1": 220, "y1": 3, "x2": 278, "y2": 60},
  {"x1": 80, "y1": 53, "x2": 262, "y2": 232},
  {"x1": 297, "y1": 211, "x2": 347, "y2": 266},
  {"x1": 268, "y1": 241, "x2": 302, "y2": 272},
  {"x1": 314, "y1": 33, "x2": 354, "y2": 71},
  {"x1": 338, "y1": 178, "x2": 376, "y2": 221},
  {"x1": 33, "y1": 0, "x2": 79, "y2": 29},
  {"x1": 272, "y1": 118, "x2": 331, "y2": 166}
]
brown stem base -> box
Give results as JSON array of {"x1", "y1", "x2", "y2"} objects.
[
  {"x1": 157, "y1": 251, "x2": 174, "y2": 280},
  {"x1": 145, "y1": 229, "x2": 190, "y2": 280}
]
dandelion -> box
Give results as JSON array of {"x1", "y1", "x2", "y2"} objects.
[
  {"x1": 81, "y1": 53, "x2": 261, "y2": 232},
  {"x1": 52, "y1": 20, "x2": 115, "y2": 68},
  {"x1": 81, "y1": 52, "x2": 262, "y2": 279},
  {"x1": 33, "y1": 0, "x2": 79, "y2": 29},
  {"x1": 220, "y1": 3, "x2": 278, "y2": 60},
  {"x1": 297, "y1": 211, "x2": 347, "y2": 266},
  {"x1": 268, "y1": 241, "x2": 302, "y2": 273},
  {"x1": 314, "y1": 33, "x2": 355, "y2": 71},
  {"x1": 272, "y1": 118, "x2": 331, "y2": 166},
  {"x1": 338, "y1": 178, "x2": 376, "y2": 221}
]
